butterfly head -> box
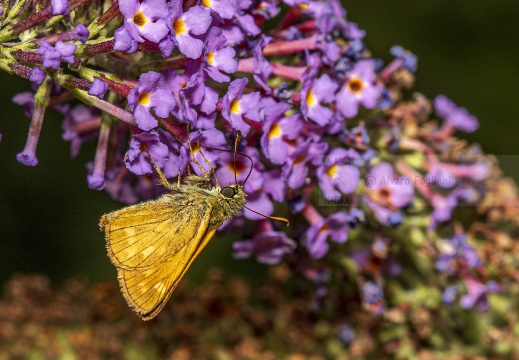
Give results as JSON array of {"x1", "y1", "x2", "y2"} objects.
[{"x1": 220, "y1": 183, "x2": 246, "y2": 215}]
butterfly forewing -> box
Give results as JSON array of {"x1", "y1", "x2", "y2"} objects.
[
  {"x1": 118, "y1": 228, "x2": 217, "y2": 320},
  {"x1": 100, "y1": 193, "x2": 212, "y2": 270}
]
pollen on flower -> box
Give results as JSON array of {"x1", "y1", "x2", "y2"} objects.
[
  {"x1": 306, "y1": 89, "x2": 317, "y2": 107},
  {"x1": 230, "y1": 99, "x2": 241, "y2": 114},
  {"x1": 132, "y1": 11, "x2": 147, "y2": 28},
  {"x1": 207, "y1": 52, "x2": 216, "y2": 66},
  {"x1": 327, "y1": 164, "x2": 339, "y2": 178},
  {"x1": 173, "y1": 17, "x2": 187, "y2": 35},
  {"x1": 201, "y1": 0, "x2": 211, "y2": 8},
  {"x1": 138, "y1": 92, "x2": 151, "y2": 106},
  {"x1": 269, "y1": 123, "x2": 282, "y2": 139},
  {"x1": 347, "y1": 77, "x2": 364, "y2": 94},
  {"x1": 180, "y1": 81, "x2": 187, "y2": 89}
]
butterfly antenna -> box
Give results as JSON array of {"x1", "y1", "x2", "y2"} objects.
[
  {"x1": 244, "y1": 206, "x2": 289, "y2": 226},
  {"x1": 242, "y1": 156, "x2": 254, "y2": 186},
  {"x1": 233, "y1": 131, "x2": 242, "y2": 185}
]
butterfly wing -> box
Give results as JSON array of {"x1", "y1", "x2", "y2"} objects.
[
  {"x1": 100, "y1": 193, "x2": 210, "y2": 270},
  {"x1": 118, "y1": 228, "x2": 217, "y2": 320}
]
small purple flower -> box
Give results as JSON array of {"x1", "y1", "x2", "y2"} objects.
[
  {"x1": 203, "y1": 27, "x2": 238, "y2": 83},
  {"x1": 442, "y1": 285, "x2": 458, "y2": 306},
  {"x1": 233, "y1": 220, "x2": 296, "y2": 264},
  {"x1": 235, "y1": 0, "x2": 260, "y2": 35},
  {"x1": 36, "y1": 41, "x2": 77, "y2": 70},
  {"x1": 252, "y1": 0, "x2": 280, "y2": 19},
  {"x1": 306, "y1": 212, "x2": 349, "y2": 259},
  {"x1": 284, "y1": 0, "x2": 333, "y2": 19},
  {"x1": 61, "y1": 104, "x2": 100, "y2": 158},
  {"x1": 282, "y1": 135, "x2": 328, "y2": 189},
  {"x1": 390, "y1": 45, "x2": 418, "y2": 73},
  {"x1": 361, "y1": 281, "x2": 385, "y2": 314},
  {"x1": 318, "y1": 148, "x2": 360, "y2": 200},
  {"x1": 102, "y1": 166, "x2": 139, "y2": 205},
  {"x1": 260, "y1": 98, "x2": 303, "y2": 165},
  {"x1": 124, "y1": 131, "x2": 169, "y2": 175},
  {"x1": 88, "y1": 78, "x2": 108, "y2": 99},
  {"x1": 12, "y1": 92, "x2": 35, "y2": 119},
  {"x1": 300, "y1": 74, "x2": 338, "y2": 126},
  {"x1": 351, "y1": 242, "x2": 402, "y2": 278},
  {"x1": 434, "y1": 95, "x2": 478, "y2": 133},
  {"x1": 364, "y1": 163, "x2": 414, "y2": 225},
  {"x1": 29, "y1": 67, "x2": 45, "y2": 85},
  {"x1": 251, "y1": 35, "x2": 274, "y2": 93},
  {"x1": 338, "y1": 325, "x2": 355, "y2": 345},
  {"x1": 71, "y1": 23, "x2": 89, "y2": 44},
  {"x1": 159, "y1": 64, "x2": 204, "y2": 125},
  {"x1": 435, "y1": 234, "x2": 481, "y2": 274},
  {"x1": 441, "y1": 161, "x2": 489, "y2": 182},
  {"x1": 221, "y1": 78, "x2": 263, "y2": 135},
  {"x1": 161, "y1": 3, "x2": 211, "y2": 59},
  {"x1": 51, "y1": 0, "x2": 69, "y2": 15},
  {"x1": 426, "y1": 161, "x2": 456, "y2": 189},
  {"x1": 430, "y1": 192, "x2": 458, "y2": 225},
  {"x1": 336, "y1": 60, "x2": 382, "y2": 118},
  {"x1": 114, "y1": 0, "x2": 169, "y2": 53},
  {"x1": 127, "y1": 71, "x2": 175, "y2": 131},
  {"x1": 199, "y1": 0, "x2": 235, "y2": 19},
  {"x1": 54, "y1": 40, "x2": 76, "y2": 64},
  {"x1": 157, "y1": 129, "x2": 181, "y2": 179},
  {"x1": 344, "y1": 121, "x2": 370, "y2": 150},
  {"x1": 460, "y1": 278, "x2": 500, "y2": 312},
  {"x1": 346, "y1": 208, "x2": 365, "y2": 228}
]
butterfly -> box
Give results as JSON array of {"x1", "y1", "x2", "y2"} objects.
[{"x1": 100, "y1": 131, "x2": 287, "y2": 320}]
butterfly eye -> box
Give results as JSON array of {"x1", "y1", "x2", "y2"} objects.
[{"x1": 221, "y1": 187, "x2": 236, "y2": 198}]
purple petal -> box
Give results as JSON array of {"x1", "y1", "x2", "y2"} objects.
[{"x1": 183, "y1": 6, "x2": 211, "y2": 35}]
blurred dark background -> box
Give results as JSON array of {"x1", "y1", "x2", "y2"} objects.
[{"x1": 0, "y1": 0, "x2": 518, "y2": 286}]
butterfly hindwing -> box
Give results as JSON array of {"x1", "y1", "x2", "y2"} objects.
[{"x1": 100, "y1": 193, "x2": 212, "y2": 270}]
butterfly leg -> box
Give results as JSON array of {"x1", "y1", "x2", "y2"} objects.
[
  {"x1": 186, "y1": 122, "x2": 212, "y2": 179},
  {"x1": 197, "y1": 144, "x2": 220, "y2": 188},
  {"x1": 140, "y1": 142, "x2": 176, "y2": 190}
]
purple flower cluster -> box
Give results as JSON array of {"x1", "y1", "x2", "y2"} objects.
[{"x1": 2, "y1": 0, "x2": 511, "y2": 344}]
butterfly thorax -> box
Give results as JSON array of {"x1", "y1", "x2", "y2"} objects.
[{"x1": 178, "y1": 175, "x2": 246, "y2": 231}]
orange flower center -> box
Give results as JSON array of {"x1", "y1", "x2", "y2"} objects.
[
  {"x1": 347, "y1": 77, "x2": 364, "y2": 94},
  {"x1": 227, "y1": 159, "x2": 246, "y2": 174},
  {"x1": 269, "y1": 123, "x2": 282, "y2": 139},
  {"x1": 306, "y1": 89, "x2": 317, "y2": 107},
  {"x1": 138, "y1": 92, "x2": 150, "y2": 106},
  {"x1": 133, "y1": 11, "x2": 146, "y2": 27},
  {"x1": 230, "y1": 99, "x2": 241, "y2": 114},
  {"x1": 173, "y1": 17, "x2": 186, "y2": 35},
  {"x1": 207, "y1": 52, "x2": 216, "y2": 66}
]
